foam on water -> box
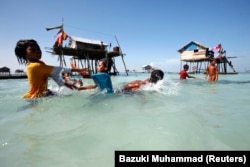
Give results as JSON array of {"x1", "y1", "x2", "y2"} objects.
[{"x1": 141, "y1": 79, "x2": 181, "y2": 96}]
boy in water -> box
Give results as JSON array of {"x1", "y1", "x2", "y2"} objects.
[
  {"x1": 14, "y1": 39, "x2": 87, "y2": 98},
  {"x1": 123, "y1": 69, "x2": 164, "y2": 92},
  {"x1": 74, "y1": 57, "x2": 113, "y2": 91},
  {"x1": 205, "y1": 58, "x2": 218, "y2": 82},
  {"x1": 179, "y1": 64, "x2": 195, "y2": 80}
]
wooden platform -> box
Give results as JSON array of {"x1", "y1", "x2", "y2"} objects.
[{"x1": 52, "y1": 46, "x2": 121, "y2": 60}]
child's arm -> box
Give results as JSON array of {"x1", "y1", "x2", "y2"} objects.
[
  {"x1": 187, "y1": 74, "x2": 195, "y2": 79},
  {"x1": 215, "y1": 66, "x2": 219, "y2": 81},
  {"x1": 70, "y1": 60, "x2": 91, "y2": 78},
  {"x1": 77, "y1": 84, "x2": 97, "y2": 90},
  {"x1": 123, "y1": 80, "x2": 144, "y2": 91},
  {"x1": 49, "y1": 66, "x2": 64, "y2": 86},
  {"x1": 49, "y1": 67, "x2": 76, "y2": 89},
  {"x1": 205, "y1": 66, "x2": 209, "y2": 79}
]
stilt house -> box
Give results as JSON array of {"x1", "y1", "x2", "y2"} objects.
[
  {"x1": 51, "y1": 36, "x2": 127, "y2": 76},
  {"x1": 46, "y1": 24, "x2": 128, "y2": 76},
  {"x1": 0, "y1": 67, "x2": 10, "y2": 76},
  {"x1": 178, "y1": 41, "x2": 237, "y2": 74}
]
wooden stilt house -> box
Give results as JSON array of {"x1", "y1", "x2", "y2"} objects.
[
  {"x1": 0, "y1": 67, "x2": 10, "y2": 76},
  {"x1": 178, "y1": 41, "x2": 238, "y2": 74},
  {"x1": 51, "y1": 36, "x2": 128, "y2": 76},
  {"x1": 46, "y1": 24, "x2": 128, "y2": 76}
]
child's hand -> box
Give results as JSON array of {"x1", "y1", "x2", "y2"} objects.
[
  {"x1": 78, "y1": 69, "x2": 91, "y2": 78},
  {"x1": 79, "y1": 68, "x2": 88, "y2": 73},
  {"x1": 64, "y1": 82, "x2": 77, "y2": 90}
]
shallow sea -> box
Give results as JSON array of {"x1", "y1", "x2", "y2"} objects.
[{"x1": 0, "y1": 72, "x2": 249, "y2": 167}]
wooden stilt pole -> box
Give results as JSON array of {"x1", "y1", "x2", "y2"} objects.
[{"x1": 115, "y1": 35, "x2": 128, "y2": 75}]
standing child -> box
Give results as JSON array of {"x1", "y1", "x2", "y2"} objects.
[
  {"x1": 179, "y1": 64, "x2": 195, "y2": 80},
  {"x1": 14, "y1": 39, "x2": 87, "y2": 98},
  {"x1": 205, "y1": 58, "x2": 218, "y2": 82}
]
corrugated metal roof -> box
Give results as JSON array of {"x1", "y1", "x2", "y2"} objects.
[{"x1": 70, "y1": 36, "x2": 108, "y2": 46}]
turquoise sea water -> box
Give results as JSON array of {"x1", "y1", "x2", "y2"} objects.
[{"x1": 0, "y1": 72, "x2": 249, "y2": 167}]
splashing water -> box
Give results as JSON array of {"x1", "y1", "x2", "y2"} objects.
[
  {"x1": 140, "y1": 79, "x2": 181, "y2": 96},
  {"x1": 48, "y1": 85, "x2": 74, "y2": 96}
]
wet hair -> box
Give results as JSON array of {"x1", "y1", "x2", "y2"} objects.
[
  {"x1": 99, "y1": 57, "x2": 113, "y2": 72},
  {"x1": 149, "y1": 69, "x2": 164, "y2": 84},
  {"x1": 209, "y1": 58, "x2": 215, "y2": 62},
  {"x1": 183, "y1": 64, "x2": 189, "y2": 69},
  {"x1": 14, "y1": 39, "x2": 41, "y2": 65}
]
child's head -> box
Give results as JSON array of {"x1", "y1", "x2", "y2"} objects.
[
  {"x1": 97, "y1": 57, "x2": 113, "y2": 72},
  {"x1": 62, "y1": 72, "x2": 70, "y2": 79},
  {"x1": 149, "y1": 69, "x2": 164, "y2": 84},
  {"x1": 209, "y1": 58, "x2": 216, "y2": 65},
  {"x1": 183, "y1": 64, "x2": 189, "y2": 71},
  {"x1": 15, "y1": 39, "x2": 41, "y2": 65}
]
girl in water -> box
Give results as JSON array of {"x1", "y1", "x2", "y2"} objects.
[{"x1": 14, "y1": 39, "x2": 88, "y2": 98}]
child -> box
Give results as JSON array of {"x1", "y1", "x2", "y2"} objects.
[
  {"x1": 75, "y1": 57, "x2": 114, "y2": 93},
  {"x1": 206, "y1": 58, "x2": 218, "y2": 81},
  {"x1": 62, "y1": 72, "x2": 83, "y2": 88},
  {"x1": 123, "y1": 69, "x2": 164, "y2": 92},
  {"x1": 14, "y1": 39, "x2": 87, "y2": 98},
  {"x1": 179, "y1": 64, "x2": 195, "y2": 80}
]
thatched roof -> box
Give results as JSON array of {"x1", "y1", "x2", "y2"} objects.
[{"x1": 70, "y1": 36, "x2": 108, "y2": 47}]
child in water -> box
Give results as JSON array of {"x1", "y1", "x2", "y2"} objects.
[
  {"x1": 179, "y1": 64, "x2": 195, "y2": 80},
  {"x1": 205, "y1": 58, "x2": 218, "y2": 82},
  {"x1": 62, "y1": 72, "x2": 83, "y2": 88},
  {"x1": 74, "y1": 57, "x2": 113, "y2": 92},
  {"x1": 14, "y1": 39, "x2": 88, "y2": 98},
  {"x1": 123, "y1": 69, "x2": 164, "y2": 92}
]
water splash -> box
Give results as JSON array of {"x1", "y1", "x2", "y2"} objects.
[
  {"x1": 140, "y1": 79, "x2": 181, "y2": 96},
  {"x1": 48, "y1": 85, "x2": 74, "y2": 96}
]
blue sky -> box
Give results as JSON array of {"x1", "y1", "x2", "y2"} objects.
[{"x1": 1, "y1": 0, "x2": 250, "y2": 72}]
